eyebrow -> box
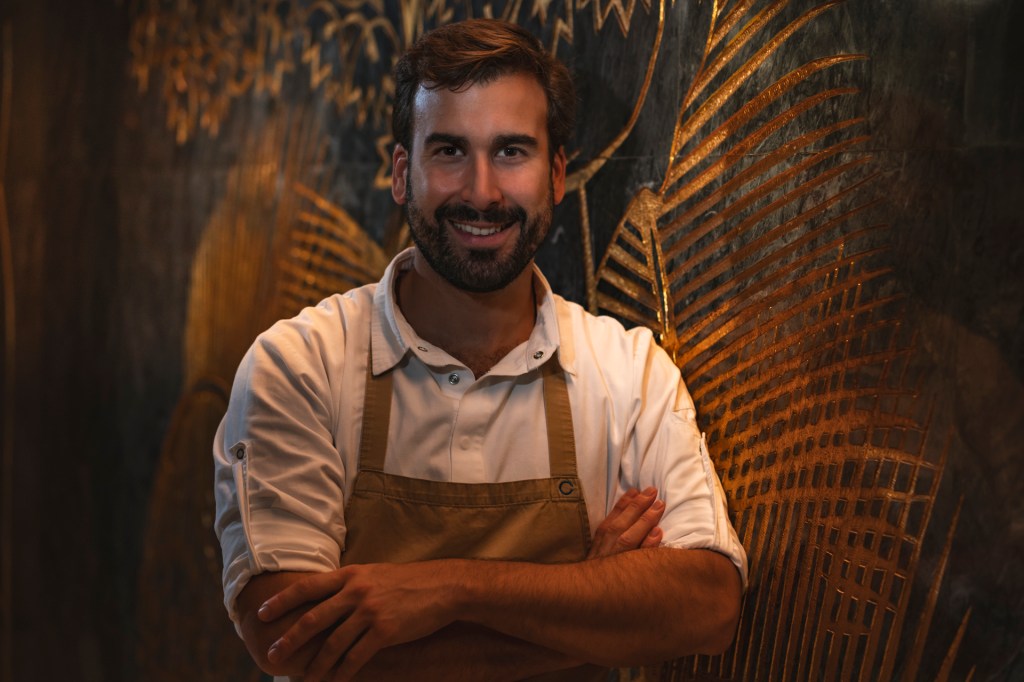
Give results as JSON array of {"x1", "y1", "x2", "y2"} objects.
[
  {"x1": 424, "y1": 133, "x2": 467, "y2": 147},
  {"x1": 422, "y1": 132, "x2": 541, "y2": 150},
  {"x1": 495, "y1": 134, "x2": 540, "y2": 150}
]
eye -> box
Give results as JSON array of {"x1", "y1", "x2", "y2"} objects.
[
  {"x1": 429, "y1": 144, "x2": 463, "y2": 159},
  {"x1": 498, "y1": 146, "x2": 524, "y2": 158}
]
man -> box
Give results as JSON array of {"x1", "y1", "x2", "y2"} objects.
[{"x1": 214, "y1": 18, "x2": 747, "y2": 682}]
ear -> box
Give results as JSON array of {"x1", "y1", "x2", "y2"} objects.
[
  {"x1": 551, "y1": 146, "x2": 567, "y2": 205},
  {"x1": 391, "y1": 144, "x2": 409, "y2": 205}
]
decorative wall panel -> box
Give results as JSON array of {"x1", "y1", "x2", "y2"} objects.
[{"x1": 2, "y1": 0, "x2": 1020, "y2": 679}]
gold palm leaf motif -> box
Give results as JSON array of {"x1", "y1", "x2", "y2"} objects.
[
  {"x1": 274, "y1": 181, "x2": 406, "y2": 317},
  {"x1": 593, "y1": 1, "x2": 971, "y2": 680}
]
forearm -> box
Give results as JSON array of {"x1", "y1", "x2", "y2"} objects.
[
  {"x1": 252, "y1": 495, "x2": 741, "y2": 679},
  {"x1": 353, "y1": 622, "x2": 585, "y2": 682},
  {"x1": 237, "y1": 571, "x2": 583, "y2": 679},
  {"x1": 452, "y1": 547, "x2": 742, "y2": 666}
]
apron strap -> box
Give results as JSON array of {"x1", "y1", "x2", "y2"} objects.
[
  {"x1": 358, "y1": 337, "x2": 393, "y2": 473},
  {"x1": 541, "y1": 358, "x2": 579, "y2": 479},
  {"x1": 358, "y1": 338, "x2": 578, "y2": 479}
]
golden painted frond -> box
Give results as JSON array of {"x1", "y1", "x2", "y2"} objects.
[
  {"x1": 594, "y1": 1, "x2": 871, "y2": 359},
  {"x1": 667, "y1": 1, "x2": 850, "y2": 171},
  {"x1": 593, "y1": 189, "x2": 679, "y2": 352},
  {"x1": 591, "y1": 2, "x2": 967, "y2": 679},
  {"x1": 273, "y1": 182, "x2": 404, "y2": 319}
]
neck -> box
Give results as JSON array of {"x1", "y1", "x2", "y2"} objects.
[{"x1": 397, "y1": 249, "x2": 538, "y2": 377}]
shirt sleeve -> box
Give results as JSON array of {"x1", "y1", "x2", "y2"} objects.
[
  {"x1": 630, "y1": 338, "x2": 749, "y2": 587},
  {"x1": 213, "y1": 310, "x2": 349, "y2": 625}
]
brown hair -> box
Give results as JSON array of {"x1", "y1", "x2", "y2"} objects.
[{"x1": 391, "y1": 19, "x2": 576, "y2": 156}]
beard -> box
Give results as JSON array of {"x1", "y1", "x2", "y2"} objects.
[{"x1": 405, "y1": 181, "x2": 553, "y2": 294}]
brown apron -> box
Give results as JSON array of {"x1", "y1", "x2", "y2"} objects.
[{"x1": 341, "y1": 345, "x2": 608, "y2": 681}]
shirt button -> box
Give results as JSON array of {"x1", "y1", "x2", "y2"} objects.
[
  {"x1": 533, "y1": 350, "x2": 544, "y2": 359},
  {"x1": 448, "y1": 373, "x2": 460, "y2": 385}
]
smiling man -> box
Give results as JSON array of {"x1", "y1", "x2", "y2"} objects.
[
  {"x1": 214, "y1": 18, "x2": 747, "y2": 682},
  {"x1": 400, "y1": 73, "x2": 557, "y2": 296}
]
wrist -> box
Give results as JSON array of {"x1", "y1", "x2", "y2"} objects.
[{"x1": 435, "y1": 558, "x2": 479, "y2": 622}]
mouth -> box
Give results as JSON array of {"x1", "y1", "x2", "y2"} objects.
[
  {"x1": 451, "y1": 221, "x2": 513, "y2": 237},
  {"x1": 437, "y1": 204, "x2": 527, "y2": 243}
]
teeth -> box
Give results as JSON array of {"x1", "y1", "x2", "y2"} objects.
[{"x1": 453, "y1": 221, "x2": 503, "y2": 236}]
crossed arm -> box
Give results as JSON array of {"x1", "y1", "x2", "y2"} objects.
[{"x1": 235, "y1": 488, "x2": 742, "y2": 681}]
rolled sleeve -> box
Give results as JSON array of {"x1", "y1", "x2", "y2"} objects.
[
  {"x1": 657, "y1": 418, "x2": 748, "y2": 587},
  {"x1": 213, "y1": 313, "x2": 349, "y2": 624},
  {"x1": 633, "y1": 343, "x2": 749, "y2": 587}
]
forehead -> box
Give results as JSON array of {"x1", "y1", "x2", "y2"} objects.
[{"x1": 411, "y1": 73, "x2": 550, "y2": 149}]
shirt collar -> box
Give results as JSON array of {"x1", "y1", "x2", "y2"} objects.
[{"x1": 369, "y1": 247, "x2": 575, "y2": 377}]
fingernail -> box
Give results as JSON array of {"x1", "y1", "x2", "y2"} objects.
[
  {"x1": 652, "y1": 499, "x2": 665, "y2": 510},
  {"x1": 267, "y1": 642, "x2": 281, "y2": 663},
  {"x1": 642, "y1": 486, "x2": 656, "y2": 496}
]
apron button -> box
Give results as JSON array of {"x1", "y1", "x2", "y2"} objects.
[{"x1": 558, "y1": 479, "x2": 575, "y2": 495}]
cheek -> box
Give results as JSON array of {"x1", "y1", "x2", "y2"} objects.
[
  {"x1": 507, "y1": 174, "x2": 551, "y2": 208},
  {"x1": 415, "y1": 167, "x2": 461, "y2": 203}
]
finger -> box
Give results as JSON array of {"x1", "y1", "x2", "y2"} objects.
[
  {"x1": 589, "y1": 485, "x2": 659, "y2": 557},
  {"x1": 268, "y1": 594, "x2": 353, "y2": 664},
  {"x1": 613, "y1": 487, "x2": 658, "y2": 531},
  {"x1": 591, "y1": 489, "x2": 640, "y2": 548},
  {"x1": 613, "y1": 498, "x2": 666, "y2": 550},
  {"x1": 330, "y1": 630, "x2": 385, "y2": 682},
  {"x1": 640, "y1": 526, "x2": 663, "y2": 549},
  {"x1": 260, "y1": 570, "x2": 347, "y2": 622},
  {"x1": 609, "y1": 488, "x2": 640, "y2": 514},
  {"x1": 594, "y1": 488, "x2": 657, "y2": 551},
  {"x1": 305, "y1": 616, "x2": 370, "y2": 682},
  {"x1": 623, "y1": 486, "x2": 658, "y2": 516}
]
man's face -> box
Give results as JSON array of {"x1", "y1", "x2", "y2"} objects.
[{"x1": 391, "y1": 72, "x2": 567, "y2": 293}]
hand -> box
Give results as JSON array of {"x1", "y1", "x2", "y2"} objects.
[
  {"x1": 588, "y1": 487, "x2": 665, "y2": 559},
  {"x1": 257, "y1": 562, "x2": 456, "y2": 682}
]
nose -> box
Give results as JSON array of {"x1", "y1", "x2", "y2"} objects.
[{"x1": 460, "y1": 154, "x2": 502, "y2": 209}]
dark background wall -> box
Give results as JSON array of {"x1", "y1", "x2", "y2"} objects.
[{"x1": 0, "y1": 0, "x2": 1020, "y2": 680}]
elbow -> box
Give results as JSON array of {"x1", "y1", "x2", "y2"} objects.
[
  {"x1": 618, "y1": 578, "x2": 741, "y2": 666},
  {"x1": 239, "y1": 614, "x2": 300, "y2": 678},
  {"x1": 239, "y1": 627, "x2": 281, "y2": 677},
  {"x1": 696, "y1": 599, "x2": 740, "y2": 655},
  {"x1": 656, "y1": 552, "x2": 742, "y2": 659},
  {"x1": 234, "y1": 570, "x2": 321, "y2": 677},
  {"x1": 657, "y1": 603, "x2": 738, "y2": 660},
  {"x1": 690, "y1": 562, "x2": 743, "y2": 656}
]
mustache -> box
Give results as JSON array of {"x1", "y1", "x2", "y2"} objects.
[{"x1": 435, "y1": 203, "x2": 527, "y2": 226}]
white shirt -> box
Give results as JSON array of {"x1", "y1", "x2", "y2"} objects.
[{"x1": 214, "y1": 248, "x2": 748, "y2": 623}]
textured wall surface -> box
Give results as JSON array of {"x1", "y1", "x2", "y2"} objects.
[{"x1": 1, "y1": 0, "x2": 1021, "y2": 680}]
